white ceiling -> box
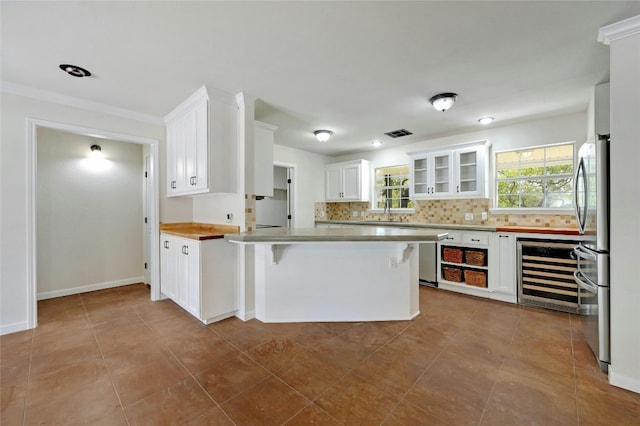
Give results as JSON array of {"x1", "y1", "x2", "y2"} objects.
[{"x1": 2, "y1": 1, "x2": 639, "y2": 156}]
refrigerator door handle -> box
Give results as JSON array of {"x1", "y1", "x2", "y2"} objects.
[
  {"x1": 574, "y1": 270, "x2": 598, "y2": 293},
  {"x1": 573, "y1": 244, "x2": 597, "y2": 260},
  {"x1": 574, "y1": 157, "x2": 588, "y2": 234}
]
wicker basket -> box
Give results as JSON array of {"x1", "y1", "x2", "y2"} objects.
[
  {"x1": 465, "y1": 250, "x2": 486, "y2": 266},
  {"x1": 442, "y1": 247, "x2": 463, "y2": 263},
  {"x1": 464, "y1": 269, "x2": 488, "y2": 288},
  {"x1": 442, "y1": 266, "x2": 463, "y2": 282}
]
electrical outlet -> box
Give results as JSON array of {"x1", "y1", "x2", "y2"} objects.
[
  {"x1": 226, "y1": 213, "x2": 233, "y2": 223},
  {"x1": 361, "y1": 211, "x2": 366, "y2": 217},
  {"x1": 353, "y1": 210, "x2": 358, "y2": 217},
  {"x1": 321, "y1": 210, "x2": 325, "y2": 217},
  {"x1": 465, "y1": 212, "x2": 473, "y2": 221},
  {"x1": 481, "y1": 212, "x2": 488, "y2": 221},
  {"x1": 389, "y1": 257, "x2": 398, "y2": 269}
]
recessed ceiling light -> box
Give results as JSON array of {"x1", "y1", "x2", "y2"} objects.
[
  {"x1": 59, "y1": 64, "x2": 92, "y2": 78},
  {"x1": 371, "y1": 140, "x2": 383, "y2": 147},
  {"x1": 478, "y1": 116, "x2": 494, "y2": 125}
]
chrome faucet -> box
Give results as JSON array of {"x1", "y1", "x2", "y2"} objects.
[{"x1": 384, "y1": 198, "x2": 393, "y2": 221}]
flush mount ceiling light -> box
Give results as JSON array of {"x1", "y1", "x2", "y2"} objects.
[
  {"x1": 59, "y1": 64, "x2": 92, "y2": 78},
  {"x1": 478, "y1": 116, "x2": 494, "y2": 125},
  {"x1": 371, "y1": 140, "x2": 383, "y2": 147},
  {"x1": 429, "y1": 92, "x2": 458, "y2": 112},
  {"x1": 313, "y1": 130, "x2": 333, "y2": 143}
]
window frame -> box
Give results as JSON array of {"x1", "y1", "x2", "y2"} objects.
[
  {"x1": 370, "y1": 164, "x2": 415, "y2": 213},
  {"x1": 492, "y1": 141, "x2": 576, "y2": 214}
]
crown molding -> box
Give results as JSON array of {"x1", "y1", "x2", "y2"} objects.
[
  {"x1": 0, "y1": 81, "x2": 164, "y2": 125},
  {"x1": 598, "y1": 15, "x2": 640, "y2": 45}
]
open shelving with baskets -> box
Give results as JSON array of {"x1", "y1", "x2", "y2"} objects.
[{"x1": 437, "y1": 231, "x2": 491, "y2": 290}]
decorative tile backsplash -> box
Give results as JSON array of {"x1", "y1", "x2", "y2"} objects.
[{"x1": 315, "y1": 199, "x2": 578, "y2": 228}]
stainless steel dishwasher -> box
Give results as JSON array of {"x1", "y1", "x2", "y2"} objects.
[{"x1": 418, "y1": 243, "x2": 438, "y2": 287}]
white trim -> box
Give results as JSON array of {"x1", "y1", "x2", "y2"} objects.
[
  {"x1": 26, "y1": 118, "x2": 161, "y2": 331},
  {"x1": 235, "y1": 310, "x2": 256, "y2": 321},
  {"x1": 3, "y1": 81, "x2": 163, "y2": 125},
  {"x1": 0, "y1": 321, "x2": 30, "y2": 336},
  {"x1": 37, "y1": 277, "x2": 145, "y2": 301},
  {"x1": 609, "y1": 365, "x2": 640, "y2": 394},
  {"x1": 598, "y1": 15, "x2": 640, "y2": 45}
]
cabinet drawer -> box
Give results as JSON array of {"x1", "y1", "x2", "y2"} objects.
[
  {"x1": 462, "y1": 233, "x2": 489, "y2": 246},
  {"x1": 440, "y1": 233, "x2": 461, "y2": 243}
]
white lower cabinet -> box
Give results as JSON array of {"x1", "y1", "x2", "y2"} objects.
[
  {"x1": 489, "y1": 233, "x2": 517, "y2": 300},
  {"x1": 160, "y1": 233, "x2": 237, "y2": 324}
]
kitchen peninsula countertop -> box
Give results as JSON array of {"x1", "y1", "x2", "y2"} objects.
[
  {"x1": 225, "y1": 226, "x2": 447, "y2": 243},
  {"x1": 160, "y1": 222, "x2": 240, "y2": 241}
]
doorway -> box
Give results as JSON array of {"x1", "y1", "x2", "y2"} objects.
[
  {"x1": 255, "y1": 163, "x2": 295, "y2": 228},
  {"x1": 26, "y1": 119, "x2": 160, "y2": 329}
]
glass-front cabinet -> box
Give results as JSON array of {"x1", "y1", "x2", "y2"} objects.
[{"x1": 409, "y1": 141, "x2": 488, "y2": 199}]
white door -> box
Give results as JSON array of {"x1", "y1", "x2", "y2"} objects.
[
  {"x1": 341, "y1": 163, "x2": 361, "y2": 200},
  {"x1": 325, "y1": 166, "x2": 342, "y2": 200}
]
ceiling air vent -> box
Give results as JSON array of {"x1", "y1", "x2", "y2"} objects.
[{"x1": 384, "y1": 129, "x2": 413, "y2": 138}]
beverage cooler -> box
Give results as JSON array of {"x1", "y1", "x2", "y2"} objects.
[{"x1": 517, "y1": 239, "x2": 593, "y2": 314}]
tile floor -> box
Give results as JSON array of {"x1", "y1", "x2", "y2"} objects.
[{"x1": 1, "y1": 284, "x2": 639, "y2": 425}]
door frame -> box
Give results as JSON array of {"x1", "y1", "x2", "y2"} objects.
[
  {"x1": 274, "y1": 161, "x2": 296, "y2": 228},
  {"x1": 26, "y1": 118, "x2": 161, "y2": 330}
]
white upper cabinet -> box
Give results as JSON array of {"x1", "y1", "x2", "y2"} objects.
[
  {"x1": 165, "y1": 86, "x2": 238, "y2": 197},
  {"x1": 409, "y1": 141, "x2": 489, "y2": 199},
  {"x1": 254, "y1": 120, "x2": 278, "y2": 197},
  {"x1": 325, "y1": 160, "x2": 370, "y2": 202}
]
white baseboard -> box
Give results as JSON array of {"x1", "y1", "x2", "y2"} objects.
[
  {"x1": 235, "y1": 310, "x2": 255, "y2": 321},
  {"x1": 609, "y1": 365, "x2": 640, "y2": 394},
  {"x1": 37, "y1": 277, "x2": 145, "y2": 300},
  {"x1": 0, "y1": 320, "x2": 30, "y2": 336}
]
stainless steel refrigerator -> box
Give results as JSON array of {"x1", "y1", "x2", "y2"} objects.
[{"x1": 573, "y1": 135, "x2": 610, "y2": 372}]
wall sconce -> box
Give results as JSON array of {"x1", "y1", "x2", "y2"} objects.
[
  {"x1": 429, "y1": 92, "x2": 458, "y2": 112},
  {"x1": 313, "y1": 130, "x2": 333, "y2": 143},
  {"x1": 89, "y1": 144, "x2": 103, "y2": 159}
]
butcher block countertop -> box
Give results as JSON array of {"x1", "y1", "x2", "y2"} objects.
[
  {"x1": 495, "y1": 226, "x2": 581, "y2": 235},
  {"x1": 160, "y1": 222, "x2": 240, "y2": 241}
]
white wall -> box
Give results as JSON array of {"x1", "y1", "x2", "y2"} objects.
[
  {"x1": 607, "y1": 28, "x2": 640, "y2": 393},
  {"x1": 192, "y1": 193, "x2": 245, "y2": 227},
  {"x1": 0, "y1": 92, "x2": 173, "y2": 334},
  {"x1": 36, "y1": 128, "x2": 143, "y2": 298},
  {"x1": 273, "y1": 144, "x2": 329, "y2": 227},
  {"x1": 333, "y1": 111, "x2": 587, "y2": 169}
]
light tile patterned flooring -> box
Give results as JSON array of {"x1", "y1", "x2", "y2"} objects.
[{"x1": 1, "y1": 284, "x2": 639, "y2": 425}]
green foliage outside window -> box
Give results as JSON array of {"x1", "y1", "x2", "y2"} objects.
[
  {"x1": 496, "y1": 144, "x2": 574, "y2": 209},
  {"x1": 374, "y1": 165, "x2": 413, "y2": 209}
]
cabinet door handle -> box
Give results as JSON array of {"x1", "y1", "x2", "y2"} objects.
[
  {"x1": 457, "y1": 185, "x2": 460, "y2": 192},
  {"x1": 499, "y1": 235, "x2": 510, "y2": 239},
  {"x1": 170, "y1": 181, "x2": 176, "y2": 189},
  {"x1": 445, "y1": 236, "x2": 455, "y2": 240},
  {"x1": 164, "y1": 241, "x2": 169, "y2": 249},
  {"x1": 190, "y1": 176, "x2": 197, "y2": 185},
  {"x1": 182, "y1": 245, "x2": 189, "y2": 255},
  {"x1": 471, "y1": 238, "x2": 481, "y2": 242}
]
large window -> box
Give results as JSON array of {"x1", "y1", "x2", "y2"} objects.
[
  {"x1": 374, "y1": 165, "x2": 413, "y2": 209},
  {"x1": 496, "y1": 143, "x2": 574, "y2": 209}
]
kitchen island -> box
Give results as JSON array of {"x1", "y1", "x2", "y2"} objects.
[{"x1": 225, "y1": 227, "x2": 446, "y2": 323}]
